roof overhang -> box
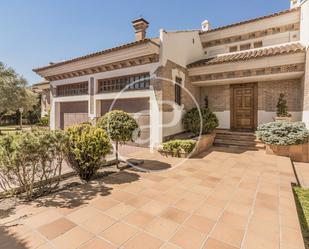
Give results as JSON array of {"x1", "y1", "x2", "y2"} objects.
[
  {"x1": 188, "y1": 51, "x2": 306, "y2": 86},
  {"x1": 33, "y1": 39, "x2": 160, "y2": 80}
]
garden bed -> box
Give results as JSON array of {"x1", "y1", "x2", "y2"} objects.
[
  {"x1": 159, "y1": 132, "x2": 216, "y2": 158},
  {"x1": 293, "y1": 186, "x2": 309, "y2": 249}
]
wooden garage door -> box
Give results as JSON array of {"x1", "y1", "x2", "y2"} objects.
[
  {"x1": 60, "y1": 101, "x2": 88, "y2": 129},
  {"x1": 101, "y1": 98, "x2": 150, "y2": 147}
]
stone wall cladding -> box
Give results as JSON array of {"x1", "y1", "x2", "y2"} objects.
[
  {"x1": 302, "y1": 49, "x2": 309, "y2": 111},
  {"x1": 154, "y1": 60, "x2": 200, "y2": 112},
  {"x1": 258, "y1": 79, "x2": 302, "y2": 112},
  {"x1": 201, "y1": 85, "x2": 230, "y2": 112}
]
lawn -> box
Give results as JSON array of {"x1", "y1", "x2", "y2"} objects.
[{"x1": 294, "y1": 186, "x2": 309, "y2": 249}]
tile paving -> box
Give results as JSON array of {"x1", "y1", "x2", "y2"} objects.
[{"x1": 0, "y1": 147, "x2": 305, "y2": 249}]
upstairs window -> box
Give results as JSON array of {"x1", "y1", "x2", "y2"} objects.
[
  {"x1": 229, "y1": 46, "x2": 238, "y2": 52},
  {"x1": 240, "y1": 43, "x2": 251, "y2": 51},
  {"x1": 254, "y1": 41, "x2": 263, "y2": 48},
  {"x1": 175, "y1": 77, "x2": 182, "y2": 106}
]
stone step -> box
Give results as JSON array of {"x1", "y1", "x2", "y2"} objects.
[
  {"x1": 215, "y1": 134, "x2": 257, "y2": 141},
  {"x1": 215, "y1": 129, "x2": 256, "y2": 136},
  {"x1": 214, "y1": 129, "x2": 265, "y2": 150},
  {"x1": 214, "y1": 138, "x2": 257, "y2": 146},
  {"x1": 214, "y1": 141, "x2": 265, "y2": 150}
]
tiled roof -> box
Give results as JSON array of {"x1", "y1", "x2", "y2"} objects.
[
  {"x1": 33, "y1": 38, "x2": 159, "y2": 72},
  {"x1": 187, "y1": 43, "x2": 305, "y2": 68},
  {"x1": 199, "y1": 7, "x2": 300, "y2": 34}
]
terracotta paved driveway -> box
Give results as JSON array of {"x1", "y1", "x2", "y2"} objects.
[{"x1": 0, "y1": 147, "x2": 304, "y2": 249}]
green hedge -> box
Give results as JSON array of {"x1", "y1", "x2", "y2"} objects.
[
  {"x1": 162, "y1": 139, "x2": 196, "y2": 154},
  {"x1": 256, "y1": 121, "x2": 309, "y2": 146},
  {"x1": 182, "y1": 107, "x2": 218, "y2": 135},
  {"x1": 0, "y1": 129, "x2": 68, "y2": 199}
]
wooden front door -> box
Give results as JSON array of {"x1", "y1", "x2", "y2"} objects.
[{"x1": 231, "y1": 83, "x2": 257, "y2": 130}]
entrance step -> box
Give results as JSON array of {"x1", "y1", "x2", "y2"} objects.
[{"x1": 214, "y1": 129, "x2": 265, "y2": 150}]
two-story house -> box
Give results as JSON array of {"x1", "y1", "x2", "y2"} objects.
[{"x1": 33, "y1": 0, "x2": 309, "y2": 148}]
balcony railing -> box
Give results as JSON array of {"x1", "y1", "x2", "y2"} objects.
[
  {"x1": 98, "y1": 73, "x2": 150, "y2": 93},
  {"x1": 56, "y1": 82, "x2": 88, "y2": 97}
]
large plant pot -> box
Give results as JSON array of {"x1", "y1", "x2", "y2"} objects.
[
  {"x1": 266, "y1": 143, "x2": 309, "y2": 163},
  {"x1": 191, "y1": 132, "x2": 216, "y2": 157},
  {"x1": 274, "y1": 117, "x2": 292, "y2": 122}
]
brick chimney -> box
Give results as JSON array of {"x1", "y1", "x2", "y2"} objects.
[
  {"x1": 132, "y1": 18, "x2": 149, "y2": 41},
  {"x1": 290, "y1": 0, "x2": 300, "y2": 8}
]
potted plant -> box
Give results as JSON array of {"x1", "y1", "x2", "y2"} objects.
[
  {"x1": 256, "y1": 121, "x2": 309, "y2": 162},
  {"x1": 274, "y1": 93, "x2": 292, "y2": 122}
]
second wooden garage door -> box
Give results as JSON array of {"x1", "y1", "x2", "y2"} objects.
[
  {"x1": 60, "y1": 101, "x2": 89, "y2": 129},
  {"x1": 101, "y1": 98, "x2": 150, "y2": 147}
]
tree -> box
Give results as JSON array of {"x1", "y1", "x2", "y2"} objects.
[
  {"x1": 96, "y1": 110, "x2": 140, "y2": 168},
  {"x1": 276, "y1": 93, "x2": 291, "y2": 117},
  {"x1": 0, "y1": 62, "x2": 38, "y2": 123}
]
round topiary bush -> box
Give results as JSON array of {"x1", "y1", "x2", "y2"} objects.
[
  {"x1": 66, "y1": 124, "x2": 111, "y2": 181},
  {"x1": 182, "y1": 107, "x2": 218, "y2": 135},
  {"x1": 96, "y1": 110, "x2": 140, "y2": 168},
  {"x1": 256, "y1": 121, "x2": 309, "y2": 146}
]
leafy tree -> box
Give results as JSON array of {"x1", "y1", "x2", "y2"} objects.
[
  {"x1": 96, "y1": 110, "x2": 140, "y2": 168},
  {"x1": 276, "y1": 93, "x2": 291, "y2": 117},
  {"x1": 66, "y1": 124, "x2": 112, "y2": 181},
  {"x1": 0, "y1": 62, "x2": 38, "y2": 122}
]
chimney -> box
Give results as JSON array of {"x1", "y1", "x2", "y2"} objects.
[
  {"x1": 201, "y1": 20, "x2": 210, "y2": 32},
  {"x1": 290, "y1": 0, "x2": 300, "y2": 8},
  {"x1": 132, "y1": 18, "x2": 149, "y2": 41}
]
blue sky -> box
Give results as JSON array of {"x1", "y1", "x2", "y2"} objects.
[{"x1": 0, "y1": 0, "x2": 288, "y2": 84}]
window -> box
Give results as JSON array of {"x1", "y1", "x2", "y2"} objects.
[
  {"x1": 56, "y1": 82, "x2": 88, "y2": 97},
  {"x1": 254, "y1": 41, "x2": 263, "y2": 48},
  {"x1": 98, "y1": 73, "x2": 150, "y2": 93},
  {"x1": 240, "y1": 43, "x2": 251, "y2": 51},
  {"x1": 175, "y1": 77, "x2": 182, "y2": 106},
  {"x1": 229, "y1": 46, "x2": 238, "y2": 52}
]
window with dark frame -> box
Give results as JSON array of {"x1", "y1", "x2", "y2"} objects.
[
  {"x1": 56, "y1": 82, "x2": 89, "y2": 97},
  {"x1": 175, "y1": 77, "x2": 182, "y2": 106},
  {"x1": 97, "y1": 73, "x2": 150, "y2": 93}
]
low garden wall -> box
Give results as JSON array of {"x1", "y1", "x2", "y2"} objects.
[{"x1": 266, "y1": 143, "x2": 309, "y2": 163}]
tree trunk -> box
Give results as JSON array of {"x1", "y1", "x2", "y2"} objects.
[
  {"x1": 115, "y1": 140, "x2": 119, "y2": 169},
  {"x1": 20, "y1": 112, "x2": 22, "y2": 130}
]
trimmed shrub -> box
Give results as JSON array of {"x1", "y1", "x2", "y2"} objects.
[
  {"x1": 96, "y1": 110, "x2": 140, "y2": 168},
  {"x1": 162, "y1": 139, "x2": 196, "y2": 155},
  {"x1": 66, "y1": 124, "x2": 111, "y2": 181},
  {"x1": 256, "y1": 121, "x2": 309, "y2": 146},
  {"x1": 276, "y1": 93, "x2": 291, "y2": 117},
  {"x1": 0, "y1": 129, "x2": 68, "y2": 199},
  {"x1": 182, "y1": 107, "x2": 218, "y2": 135}
]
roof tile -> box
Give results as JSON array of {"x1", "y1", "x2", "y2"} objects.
[{"x1": 187, "y1": 43, "x2": 305, "y2": 68}]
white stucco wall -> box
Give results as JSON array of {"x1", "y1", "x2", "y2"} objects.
[
  {"x1": 160, "y1": 30, "x2": 205, "y2": 67},
  {"x1": 258, "y1": 111, "x2": 302, "y2": 124},
  {"x1": 300, "y1": 0, "x2": 309, "y2": 46},
  {"x1": 213, "y1": 111, "x2": 230, "y2": 129}
]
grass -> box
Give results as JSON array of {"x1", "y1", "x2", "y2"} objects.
[{"x1": 293, "y1": 186, "x2": 309, "y2": 249}]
